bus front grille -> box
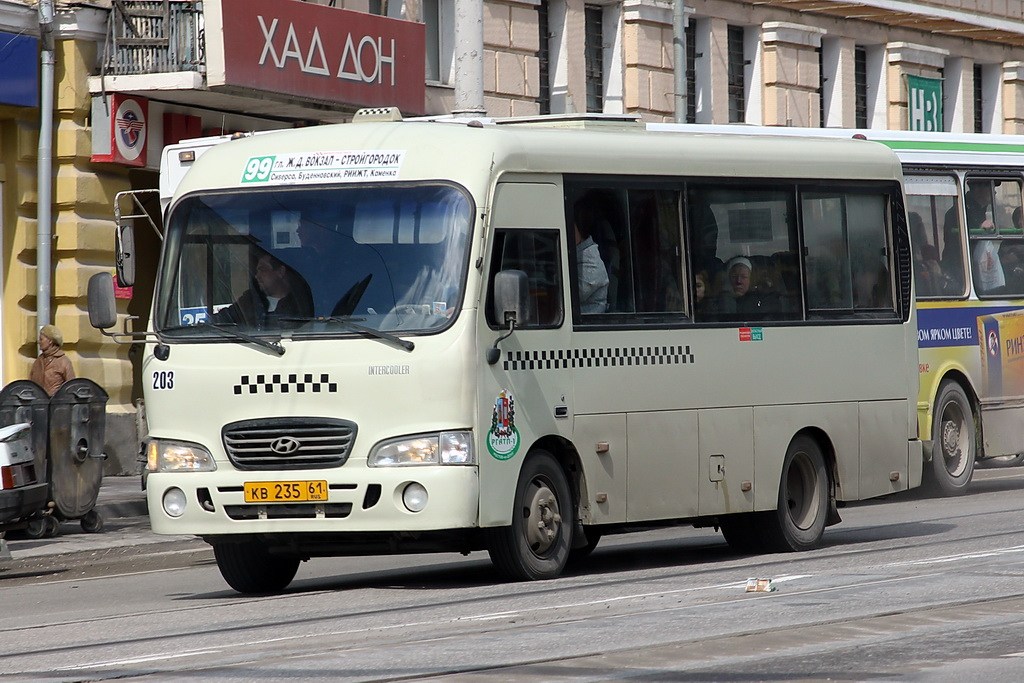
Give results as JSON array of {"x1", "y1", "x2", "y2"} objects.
[{"x1": 222, "y1": 418, "x2": 357, "y2": 470}]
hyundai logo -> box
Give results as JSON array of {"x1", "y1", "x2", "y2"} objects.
[{"x1": 270, "y1": 436, "x2": 301, "y2": 455}]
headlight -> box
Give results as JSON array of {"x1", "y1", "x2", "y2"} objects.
[
  {"x1": 369, "y1": 431, "x2": 474, "y2": 467},
  {"x1": 147, "y1": 440, "x2": 217, "y2": 472}
]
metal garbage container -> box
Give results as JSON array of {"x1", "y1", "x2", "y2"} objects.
[{"x1": 49, "y1": 378, "x2": 108, "y2": 533}]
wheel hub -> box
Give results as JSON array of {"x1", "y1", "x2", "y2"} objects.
[
  {"x1": 525, "y1": 483, "x2": 561, "y2": 555},
  {"x1": 942, "y1": 419, "x2": 960, "y2": 455},
  {"x1": 940, "y1": 409, "x2": 968, "y2": 477}
]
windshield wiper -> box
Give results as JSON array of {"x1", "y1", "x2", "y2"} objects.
[
  {"x1": 162, "y1": 321, "x2": 285, "y2": 356},
  {"x1": 282, "y1": 316, "x2": 414, "y2": 353}
]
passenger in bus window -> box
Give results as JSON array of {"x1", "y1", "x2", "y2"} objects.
[
  {"x1": 693, "y1": 269, "x2": 710, "y2": 318},
  {"x1": 573, "y1": 196, "x2": 610, "y2": 314},
  {"x1": 716, "y1": 256, "x2": 760, "y2": 316},
  {"x1": 910, "y1": 211, "x2": 943, "y2": 296},
  {"x1": 938, "y1": 190, "x2": 995, "y2": 293},
  {"x1": 1001, "y1": 208, "x2": 1024, "y2": 293},
  {"x1": 853, "y1": 257, "x2": 891, "y2": 308}
]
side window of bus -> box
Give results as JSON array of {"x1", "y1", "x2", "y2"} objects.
[
  {"x1": 565, "y1": 184, "x2": 685, "y2": 320},
  {"x1": 568, "y1": 188, "x2": 630, "y2": 315},
  {"x1": 628, "y1": 189, "x2": 685, "y2": 315},
  {"x1": 803, "y1": 191, "x2": 896, "y2": 318},
  {"x1": 905, "y1": 175, "x2": 961, "y2": 298},
  {"x1": 485, "y1": 230, "x2": 563, "y2": 329},
  {"x1": 688, "y1": 185, "x2": 800, "y2": 323},
  {"x1": 964, "y1": 177, "x2": 1024, "y2": 297}
]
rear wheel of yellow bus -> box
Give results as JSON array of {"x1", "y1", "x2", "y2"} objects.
[{"x1": 929, "y1": 381, "x2": 975, "y2": 496}]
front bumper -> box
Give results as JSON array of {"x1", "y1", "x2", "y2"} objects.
[{"x1": 146, "y1": 466, "x2": 480, "y2": 536}]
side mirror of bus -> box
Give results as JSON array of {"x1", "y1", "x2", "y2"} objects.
[
  {"x1": 493, "y1": 269, "x2": 529, "y2": 328},
  {"x1": 487, "y1": 269, "x2": 529, "y2": 365},
  {"x1": 87, "y1": 272, "x2": 117, "y2": 330},
  {"x1": 116, "y1": 224, "x2": 136, "y2": 287}
]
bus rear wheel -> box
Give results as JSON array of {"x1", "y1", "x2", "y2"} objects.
[
  {"x1": 929, "y1": 381, "x2": 975, "y2": 496},
  {"x1": 761, "y1": 435, "x2": 828, "y2": 552},
  {"x1": 487, "y1": 450, "x2": 572, "y2": 581},
  {"x1": 213, "y1": 541, "x2": 300, "y2": 594}
]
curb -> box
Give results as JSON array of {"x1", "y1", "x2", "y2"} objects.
[{"x1": 94, "y1": 499, "x2": 149, "y2": 520}]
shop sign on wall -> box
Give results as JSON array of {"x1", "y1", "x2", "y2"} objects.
[
  {"x1": 207, "y1": 0, "x2": 426, "y2": 115},
  {"x1": 91, "y1": 94, "x2": 149, "y2": 167},
  {"x1": 907, "y1": 75, "x2": 943, "y2": 132}
]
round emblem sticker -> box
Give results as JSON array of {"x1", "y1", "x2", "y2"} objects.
[
  {"x1": 487, "y1": 389, "x2": 520, "y2": 460},
  {"x1": 114, "y1": 98, "x2": 147, "y2": 162}
]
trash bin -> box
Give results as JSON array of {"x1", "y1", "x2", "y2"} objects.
[{"x1": 49, "y1": 378, "x2": 108, "y2": 533}]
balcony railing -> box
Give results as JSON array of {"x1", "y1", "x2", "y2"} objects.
[{"x1": 102, "y1": 0, "x2": 204, "y2": 76}]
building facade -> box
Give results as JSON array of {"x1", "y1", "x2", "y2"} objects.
[{"x1": 4, "y1": 0, "x2": 1024, "y2": 472}]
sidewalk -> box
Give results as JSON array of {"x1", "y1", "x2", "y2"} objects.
[
  {"x1": 0, "y1": 475, "x2": 209, "y2": 565},
  {"x1": 93, "y1": 473, "x2": 149, "y2": 520}
]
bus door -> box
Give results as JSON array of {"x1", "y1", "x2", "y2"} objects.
[{"x1": 478, "y1": 179, "x2": 574, "y2": 528}]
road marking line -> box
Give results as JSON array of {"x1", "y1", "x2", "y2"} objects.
[
  {"x1": 460, "y1": 575, "x2": 813, "y2": 621},
  {"x1": 881, "y1": 545, "x2": 1024, "y2": 567},
  {"x1": 37, "y1": 574, "x2": 936, "y2": 674},
  {"x1": 53, "y1": 649, "x2": 222, "y2": 670}
]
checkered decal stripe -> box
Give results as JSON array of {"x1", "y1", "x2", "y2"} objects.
[
  {"x1": 234, "y1": 373, "x2": 338, "y2": 395},
  {"x1": 503, "y1": 346, "x2": 694, "y2": 371}
]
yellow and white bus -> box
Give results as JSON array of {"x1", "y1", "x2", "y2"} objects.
[
  {"x1": 89, "y1": 110, "x2": 922, "y2": 594},
  {"x1": 653, "y1": 124, "x2": 1024, "y2": 495},
  {"x1": 895, "y1": 133, "x2": 1024, "y2": 493}
]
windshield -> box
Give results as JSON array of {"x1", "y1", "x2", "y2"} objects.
[{"x1": 156, "y1": 184, "x2": 474, "y2": 339}]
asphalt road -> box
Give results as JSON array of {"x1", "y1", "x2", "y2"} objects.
[{"x1": 2, "y1": 467, "x2": 1024, "y2": 681}]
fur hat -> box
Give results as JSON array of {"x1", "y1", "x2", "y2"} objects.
[{"x1": 39, "y1": 324, "x2": 63, "y2": 347}]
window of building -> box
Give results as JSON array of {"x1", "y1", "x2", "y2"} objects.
[
  {"x1": 584, "y1": 5, "x2": 604, "y2": 113},
  {"x1": 423, "y1": 0, "x2": 453, "y2": 85},
  {"x1": 971, "y1": 63, "x2": 1002, "y2": 135},
  {"x1": 727, "y1": 25, "x2": 746, "y2": 123},
  {"x1": 368, "y1": 1, "x2": 403, "y2": 17},
  {"x1": 538, "y1": 1, "x2": 550, "y2": 115},
  {"x1": 974, "y1": 64, "x2": 984, "y2": 133},
  {"x1": 817, "y1": 46, "x2": 825, "y2": 128},
  {"x1": 685, "y1": 20, "x2": 697, "y2": 124},
  {"x1": 854, "y1": 46, "x2": 868, "y2": 128}
]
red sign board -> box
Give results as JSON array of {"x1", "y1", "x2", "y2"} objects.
[
  {"x1": 91, "y1": 94, "x2": 148, "y2": 167},
  {"x1": 218, "y1": 0, "x2": 425, "y2": 115}
]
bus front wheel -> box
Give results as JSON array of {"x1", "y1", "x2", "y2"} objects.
[
  {"x1": 213, "y1": 541, "x2": 301, "y2": 595},
  {"x1": 761, "y1": 435, "x2": 829, "y2": 552},
  {"x1": 929, "y1": 381, "x2": 975, "y2": 495},
  {"x1": 487, "y1": 450, "x2": 573, "y2": 581}
]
